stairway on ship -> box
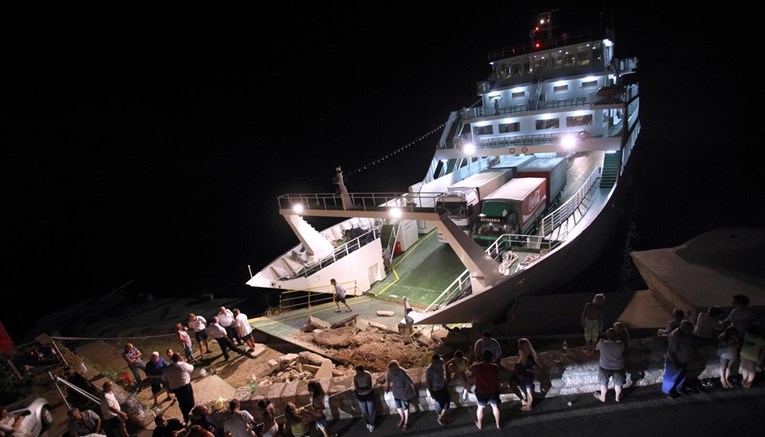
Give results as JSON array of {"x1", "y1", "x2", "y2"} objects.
[{"x1": 599, "y1": 152, "x2": 620, "y2": 188}]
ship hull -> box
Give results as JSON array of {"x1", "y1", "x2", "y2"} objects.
[{"x1": 417, "y1": 164, "x2": 629, "y2": 324}]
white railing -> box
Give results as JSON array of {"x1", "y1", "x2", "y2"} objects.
[
  {"x1": 277, "y1": 191, "x2": 445, "y2": 213},
  {"x1": 539, "y1": 167, "x2": 602, "y2": 238}
]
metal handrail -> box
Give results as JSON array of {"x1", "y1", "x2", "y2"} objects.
[
  {"x1": 539, "y1": 166, "x2": 601, "y2": 237},
  {"x1": 279, "y1": 280, "x2": 358, "y2": 312},
  {"x1": 297, "y1": 228, "x2": 380, "y2": 278},
  {"x1": 277, "y1": 192, "x2": 445, "y2": 213}
]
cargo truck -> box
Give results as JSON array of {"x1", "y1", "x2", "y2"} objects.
[
  {"x1": 438, "y1": 168, "x2": 514, "y2": 228},
  {"x1": 471, "y1": 177, "x2": 548, "y2": 246},
  {"x1": 516, "y1": 157, "x2": 567, "y2": 207}
]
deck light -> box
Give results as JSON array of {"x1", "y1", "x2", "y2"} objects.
[
  {"x1": 463, "y1": 143, "x2": 475, "y2": 155},
  {"x1": 389, "y1": 207, "x2": 402, "y2": 218},
  {"x1": 292, "y1": 203, "x2": 304, "y2": 214},
  {"x1": 561, "y1": 134, "x2": 576, "y2": 149}
]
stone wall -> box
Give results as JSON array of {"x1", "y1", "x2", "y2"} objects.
[{"x1": 241, "y1": 336, "x2": 723, "y2": 421}]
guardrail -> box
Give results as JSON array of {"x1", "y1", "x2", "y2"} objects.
[
  {"x1": 294, "y1": 228, "x2": 381, "y2": 278},
  {"x1": 539, "y1": 166, "x2": 601, "y2": 237},
  {"x1": 279, "y1": 280, "x2": 358, "y2": 312},
  {"x1": 277, "y1": 192, "x2": 445, "y2": 213}
]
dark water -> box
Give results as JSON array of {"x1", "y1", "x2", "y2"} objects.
[{"x1": 4, "y1": 4, "x2": 757, "y2": 341}]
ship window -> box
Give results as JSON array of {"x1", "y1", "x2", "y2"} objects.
[
  {"x1": 566, "y1": 114, "x2": 593, "y2": 127},
  {"x1": 564, "y1": 51, "x2": 576, "y2": 66},
  {"x1": 499, "y1": 122, "x2": 520, "y2": 133},
  {"x1": 535, "y1": 118, "x2": 560, "y2": 130},
  {"x1": 577, "y1": 45, "x2": 590, "y2": 66},
  {"x1": 512, "y1": 91, "x2": 525, "y2": 99},
  {"x1": 582, "y1": 80, "x2": 598, "y2": 90},
  {"x1": 511, "y1": 63, "x2": 521, "y2": 76},
  {"x1": 473, "y1": 125, "x2": 494, "y2": 135},
  {"x1": 553, "y1": 84, "x2": 568, "y2": 94}
]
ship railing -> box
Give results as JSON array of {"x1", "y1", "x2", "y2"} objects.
[
  {"x1": 278, "y1": 192, "x2": 445, "y2": 213},
  {"x1": 492, "y1": 64, "x2": 608, "y2": 89},
  {"x1": 278, "y1": 280, "x2": 359, "y2": 312},
  {"x1": 462, "y1": 97, "x2": 589, "y2": 123},
  {"x1": 424, "y1": 233, "x2": 553, "y2": 312},
  {"x1": 296, "y1": 228, "x2": 380, "y2": 278},
  {"x1": 488, "y1": 28, "x2": 613, "y2": 61},
  {"x1": 536, "y1": 96, "x2": 588, "y2": 110},
  {"x1": 423, "y1": 269, "x2": 472, "y2": 312},
  {"x1": 476, "y1": 133, "x2": 560, "y2": 149},
  {"x1": 539, "y1": 166, "x2": 602, "y2": 238}
]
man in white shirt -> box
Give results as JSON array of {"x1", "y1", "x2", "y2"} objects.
[
  {"x1": 162, "y1": 353, "x2": 195, "y2": 424},
  {"x1": 217, "y1": 306, "x2": 241, "y2": 345},
  {"x1": 233, "y1": 308, "x2": 256, "y2": 352},
  {"x1": 208, "y1": 316, "x2": 252, "y2": 361},
  {"x1": 187, "y1": 313, "x2": 210, "y2": 357},
  {"x1": 100, "y1": 381, "x2": 128, "y2": 437}
]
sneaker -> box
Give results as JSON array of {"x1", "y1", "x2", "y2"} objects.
[
  {"x1": 666, "y1": 389, "x2": 681, "y2": 399},
  {"x1": 437, "y1": 417, "x2": 445, "y2": 426},
  {"x1": 367, "y1": 424, "x2": 374, "y2": 432}
]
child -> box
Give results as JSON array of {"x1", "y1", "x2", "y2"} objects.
[
  {"x1": 581, "y1": 293, "x2": 606, "y2": 355},
  {"x1": 658, "y1": 308, "x2": 685, "y2": 337},
  {"x1": 446, "y1": 350, "x2": 471, "y2": 400}
]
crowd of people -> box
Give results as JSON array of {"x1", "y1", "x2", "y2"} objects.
[{"x1": 48, "y1": 293, "x2": 763, "y2": 436}]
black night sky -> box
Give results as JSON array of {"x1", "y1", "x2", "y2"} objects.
[{"x1": 2, "y1": 2, "x2": 760, "y2": 341}]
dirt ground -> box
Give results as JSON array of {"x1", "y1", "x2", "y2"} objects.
[{"x1": 296, "y1": 325, "x2": 437, "y2": 373}]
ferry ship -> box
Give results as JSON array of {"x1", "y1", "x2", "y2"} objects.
[{"x1": 246, "y1": 12, "x2": 640, "y2": 325}]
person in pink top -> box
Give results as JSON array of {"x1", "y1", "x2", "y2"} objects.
[{"x1": 175, "y1": 323, "x2": 196, "y2": 363}]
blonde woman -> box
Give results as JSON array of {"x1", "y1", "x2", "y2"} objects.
[
  {"x1": 513, "y1": 338, "x2": 541, "y2": 411},
  {"x1": 385, "y1": 360, "x2": 416, "y2": 431}
]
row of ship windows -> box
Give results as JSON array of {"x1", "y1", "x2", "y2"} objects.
[
  {"x1": 494, "y1": 42, "x2": 605, "y2": 80},
  {"x1": 506, "y1": 80, "x2": 598, "y2": 100},
  {"x1": 473, "y1": 114, "x2": 592, "y2": 135}
]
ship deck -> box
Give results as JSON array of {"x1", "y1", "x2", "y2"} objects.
[{"x1": 367, "y1": 150, "x2": 606, "y2": 310}]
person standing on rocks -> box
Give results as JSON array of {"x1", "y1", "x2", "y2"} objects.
[{"x1": 233, "y1": 308, "x2": 257, "y2": 352}]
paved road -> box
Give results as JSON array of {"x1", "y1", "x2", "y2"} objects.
[{"x1": 317, "y1": 381, "x2": 765, "y2": 437}]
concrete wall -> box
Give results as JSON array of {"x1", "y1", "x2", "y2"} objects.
[{"x1": 241, "y1": 336, "x2": 724, "y2": 421}]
